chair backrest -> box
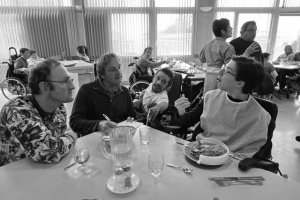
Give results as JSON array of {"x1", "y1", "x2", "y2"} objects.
[
  {"x1": 167, "y1": 72, "x2": 182, "y2": 106},
  {"x1": 253, "y1": 97, "x2": 278, "y2": 159}
]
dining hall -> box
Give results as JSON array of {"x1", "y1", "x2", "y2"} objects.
[{"x1": 0, "y1": 0, "x2": 300, "y2": 199}]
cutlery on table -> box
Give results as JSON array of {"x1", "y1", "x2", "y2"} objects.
[
  {"x1": 209, "y1": 176, "x2": 265, "y2": 181},
  {"x1": 64, "y1": 162, "x2": 78, "y2": 171},
  {"x1": 214, "y1": 180, "x2": 263, "y2": 187},
  {"x1": 166, "y1": 163, "x2": 194, "y2": 173},
  {"x1": 174, "y1": 141, "x2": 192, "y2": 149}
]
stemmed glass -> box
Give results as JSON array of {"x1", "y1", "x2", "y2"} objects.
[
  {"x1": 148, "y1": 153, "x2": 164, "y2": 180},
  {"x1": 74, "y1": 146, "x2": 91, "y2": 173}
]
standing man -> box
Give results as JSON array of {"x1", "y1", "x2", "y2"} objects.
[
  {"x1": 199, "y1": 18, "x2": 236, "y2": 94},
  {"x1": 230, "y1": 21, "x2": 263, "y2": 63},
  {"x1": 0, "y1": 59, "x2": 77, "y2": 166},
  {"x1": 14, "y1": 48, "x2": 31, "y2": 84},
  {"x1": 70, "y1": 53, "x2": 136, "y2": 136}
]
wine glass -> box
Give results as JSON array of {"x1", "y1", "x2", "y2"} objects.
[
  {"x1": 148, "y1": 153, "x2": 164, "y2": 180},
  {"x1": 74, "y1": 146, "x2": 91, "y2": 173}
]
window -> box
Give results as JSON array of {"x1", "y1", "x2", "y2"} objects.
[{"x1": 273, "y1": 15, "x2": 300, "y2": 59}]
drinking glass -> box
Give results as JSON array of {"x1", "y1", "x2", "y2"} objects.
[
  {"x1": 74, "y1": 146, "x2": 91, "y2": 173},
  {"x1": 148, "y1": 153, "x2": 164, "y2": 180}
]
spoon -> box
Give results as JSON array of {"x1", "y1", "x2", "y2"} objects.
[
  {"x1": 64, "y1": 162, "x2": 77, "y2": 171},
  {"x1": 166, "y1": 163, "x2": 194, "y2": 173}
]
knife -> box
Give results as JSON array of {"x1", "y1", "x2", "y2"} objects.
[
  {"x1": 174, "y1": 141, "x2": 192, "y2": 149},
  {"x1": 209, "y1": 176, "x2": 265, "y2": 181}
]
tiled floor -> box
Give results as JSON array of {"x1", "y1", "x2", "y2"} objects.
[{"x1": 0, "y1": 89, "x2": 299, "y2": 183}]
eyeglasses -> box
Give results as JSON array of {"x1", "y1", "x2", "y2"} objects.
[
  {"x1": 245, "y1": 29, "x2": 257, "y2": 33},
  {"x1": 224, "y1": 66, "x2": 236, "y2": 77},
  {"x1": 46, "y1": 79, "x2": 74, "y2": 85}
]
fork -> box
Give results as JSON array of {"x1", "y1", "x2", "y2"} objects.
[{"x1": 215, "y1": 180, "x2": 263, "y2": 187}]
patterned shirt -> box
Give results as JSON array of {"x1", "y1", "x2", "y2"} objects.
[{"x1": 0, "y1": 95, "x2": 77, "y2": 167}]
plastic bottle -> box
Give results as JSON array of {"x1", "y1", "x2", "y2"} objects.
[
  {"x1": 61, "y1": 52, "x2": 66, "y2": 61},
  {"x1": 114, "y1": 168, "x2": 124, "y2": 187},
  {"x1": 122, "y1": 165, "x2": 132, "y2": 189}
]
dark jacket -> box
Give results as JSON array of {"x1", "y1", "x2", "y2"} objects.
[{"x1": 70, "y1": 79, "x2": 136, "y2": 136}]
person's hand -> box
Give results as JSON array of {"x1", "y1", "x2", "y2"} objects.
[
  {"x1": 126, "y1": 117, "x2": 135, "y2": 122},
  {"x1": 243, "y1": 42, "x2": 260, "y2": 57},
  {"x1": 148, "y1": 106, "x2": 160, "y2": 121},
  {"x1": 98, "y1": 120, "x2": 117, "y2": 135},
  {"x1": 174, "y1": 94, "x2": 191, "y2": 116}
]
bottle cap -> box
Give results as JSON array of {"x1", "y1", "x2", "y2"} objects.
[
  {"x1": 122, "y1": 164, "x2": 131, "y2": 172},
  {"x1": 115, "y1": 168, "x2": 123, "y2": 175}
]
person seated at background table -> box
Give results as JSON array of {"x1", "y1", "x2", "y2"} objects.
[
  {"x1": 28, "y1": 50, "x2": 44, "y2": 68},
  {"x1": 14, "y1": 47, "x2": 31, "y2": 83},
  {"x1": 199, "y1": 18, "x2": 236, "y2": 95},
  {"x1": 76, "y1": 45, "x2": 90, "y2": 62},
  {"x1": 134, "y1": 68, "x2": 174, "y2": 129},
  {"x1": 174, "y1": 56, "x2": 271, "y2": 158},
  {"x1": 70, "y1": 52, "x2": 136, "y2": 136},
  {"x1": 0, "y1": 59, "x2": 77, "y2": 167},
  {"x1": 276, "y1": 45, "x2": 297, "y2": 94},
  {"x1": 137, "y1": 46, "x2": 169, "y2": 77},
  {"x1": 262, "y1": 52, "x2": 278, "y2": 84}
]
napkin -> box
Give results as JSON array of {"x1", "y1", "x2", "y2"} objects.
[{"x1": 117, "y1": 121, "x2": 143, "y2": 129}]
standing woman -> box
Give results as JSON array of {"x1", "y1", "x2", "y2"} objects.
[
  {"x1": 137, "y1": 46, "x2": 169, "y2": 76},
  {"x1": 76, "y1": 46, "x2": 90, "y2": 62}
]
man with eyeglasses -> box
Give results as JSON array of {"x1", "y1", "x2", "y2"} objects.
[
  {"x1": 0, "y1": 59, "x2": 77, "y2": 167},
  {"x1": 70, "y1": 53, "x2": 136, "y2": 136},
  {"x1": 174, "y1": 56, "x2": 271, "y2": 158},
  {"x1": 230, "y1": 21, "x2": 263, "y2": 64}
]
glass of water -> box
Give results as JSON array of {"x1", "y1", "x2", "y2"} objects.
[
  {"x1": 148, "y1": 153, "x2": 164, "y2": 180},
  {"x1": 74, "y1": 146, "x2": 91, "y2": 173}
]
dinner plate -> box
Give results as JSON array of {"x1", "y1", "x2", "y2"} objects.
[
  {"x1": 61, "y1": 61, "x2": 78, "y2": 67},
  {"x1": 184, "y1": 140, "x2": 231, "y2": 166},
  {"x1": 107, "y1": 173, "x2": 139, "y2": 194}
]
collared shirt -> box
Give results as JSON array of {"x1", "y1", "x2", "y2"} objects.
[
  {"x1": 98, "y1": 79, "x2": 123, "y2": 98},
  {"x1": 199, "y1": 37, "x2": 236, "y2": 69},
  {"x1": 14, "y1": 57, "x2": 29, "y2": 74}
]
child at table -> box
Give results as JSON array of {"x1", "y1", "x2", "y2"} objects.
[{"x1": 134, "y1": 68, "x2": 174, "y2": 128}]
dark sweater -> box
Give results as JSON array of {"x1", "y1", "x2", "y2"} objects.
[
  {"x1": 230, "y1": 37, "x2": 264, "y2": 64},
  {"x1": 70, "y1": 80, "x2": 136, "y2": 136}
]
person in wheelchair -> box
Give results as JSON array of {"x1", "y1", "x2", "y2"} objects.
[
  {"x1": 134, "y1": 68, "x2": 174, "y2": 130},
  {"x1": 14, "y1": 48, "x2": 31, "y2": 84},
  {"x1": 174, "y1": 56, "x2": 271, "y2": 158},
  {"x1": 135, "y1": 46, "x2": 169, "y2": 82}
]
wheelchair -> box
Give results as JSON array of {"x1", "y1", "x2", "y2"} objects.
[
  {"x1": 1, "y1": 61, "x2": 29, "y2": 100},
  {"x1": 128, "y1": 57, "x2": 154, "y2": 100}
]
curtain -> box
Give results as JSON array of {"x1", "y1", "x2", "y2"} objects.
[{"x1": 0, "y1": 0, "x2": 77, "y2": 61}]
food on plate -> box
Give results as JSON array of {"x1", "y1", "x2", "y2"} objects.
[{"x1": 190, "y1": 144, "x2": 226, "y2": 158}]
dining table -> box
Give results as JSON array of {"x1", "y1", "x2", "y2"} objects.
[{"x1": 0, "y1": 127, "x2": 299, "y2": 200}]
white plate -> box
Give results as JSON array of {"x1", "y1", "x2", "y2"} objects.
[
  {"x1": 61, "y1": 61, "x2": 78, "y2": 67},
  {"x1": 107, "y1": 173, "x2": 139, "y2": 194},
  {"x1": 184, "y1": 140, "x2": 231, "y2": 166}
]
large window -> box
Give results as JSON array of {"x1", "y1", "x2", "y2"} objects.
[
  {"x1": 215, "y1": 0, "x2": 300, "y2": 58},
  {"x1": 84, "y1": 0, "x2": 195, "y2": 60}
]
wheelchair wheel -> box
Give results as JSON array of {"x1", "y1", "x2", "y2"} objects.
[
  {"x1": 1, "y1": 78, "x2": 28, "y2": 100},
  {"x1": 129, "y1": 81, "x2": 150, "y2": 100}
]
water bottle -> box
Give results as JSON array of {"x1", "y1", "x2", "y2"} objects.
[{"x1": 61, "y1": 52, "x2": 66, "y2": 61}]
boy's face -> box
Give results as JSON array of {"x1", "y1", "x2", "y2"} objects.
[{"x1": 152, "y1": 71, "x2": 171, "y2": 93}]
